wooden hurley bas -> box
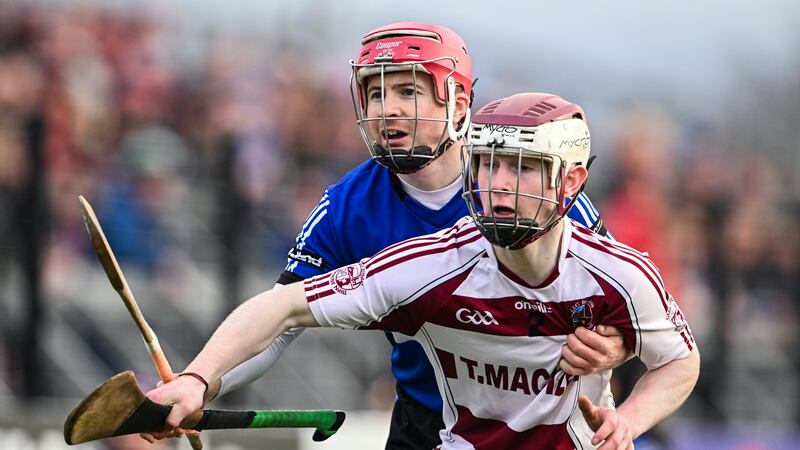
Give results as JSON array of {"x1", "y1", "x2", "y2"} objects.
[{"x1": 64, "y1": 371, "x2": 346, "y2": 444}]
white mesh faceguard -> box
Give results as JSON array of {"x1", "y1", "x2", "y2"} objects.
[{"x1": 461, "y1": 118, "x2": 590, "y2": 249}]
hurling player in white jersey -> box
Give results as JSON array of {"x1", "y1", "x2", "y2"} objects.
[
  {"x1": 146, "y1": 92, "x2": 699, "y2": 449},
  {"x1": 142, "y1": 23, "x2": 629, "y2": 450}
]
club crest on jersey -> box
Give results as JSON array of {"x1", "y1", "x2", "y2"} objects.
[
  {"x1": 570, "y1": 300, "x2": 595, "y2": 329},
  {"x1": 331, "y1": 262, "x2": 366, "y2": 295},
  {"x1": 665, "y1": 295, "x2": 688, "y2": 333}
]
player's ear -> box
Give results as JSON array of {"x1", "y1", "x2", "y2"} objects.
[
  {"x1": 453, "y1": 87, "x2": 470, "y2": 127},
  {"x1": 564, "y1": 165, "x2": 588, "y2": 197}
]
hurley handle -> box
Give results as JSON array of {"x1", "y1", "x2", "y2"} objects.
[{"x1": 183, "y1": 409, "x2": 346, "y2": 441}]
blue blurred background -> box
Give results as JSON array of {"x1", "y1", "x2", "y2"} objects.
[{"x1": 1, "y1": 0, "x2": 799, "y2": 448}]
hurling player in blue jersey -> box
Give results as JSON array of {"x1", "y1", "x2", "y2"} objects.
[{"x1": 166, "y1": 23, "x2": 629, "y2": 450}]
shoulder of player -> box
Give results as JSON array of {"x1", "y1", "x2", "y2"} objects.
[
  {"x1": 324, "y1": 159, "x2": 387, "y2": 197},
  {"x1": 288, "y1": 162, "x2": 382, "y2": 263},
  {"x1": 315, "y1": 160, "x2": 397, "y2": 225},
  {"x1": 566, "y1": 191, "x2": 601, "y2": 228},
  {"x1": 427, "y1": 216, "x2": 483, "y2": 246},
  {"x1": 567, "y1": 221, "x2": 665, "y2": 293},
  {"x1": 365, "y1": 216, "x2": 483, "y2": 267}
]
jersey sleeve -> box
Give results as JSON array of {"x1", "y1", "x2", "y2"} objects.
[
  {"x1": 604, "y1": 263, "x2": 695, "y2": 370},
  {"x1": 304, "y1": 221, "x2": 485, "y2": 335},
  {"x1": 281, "y1": 189, "x2": 342, "y2": 281}
]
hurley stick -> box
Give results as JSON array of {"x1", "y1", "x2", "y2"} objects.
[
  {"x1": 64, "y1": 371, "x2": 346, "y2": 445},
  {"x1": 78, "y1": 195, "x2": 204, "y2": 449}
]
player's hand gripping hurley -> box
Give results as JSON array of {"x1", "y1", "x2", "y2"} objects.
[
  {"x1": 78, "y1": 195, "x2": 205, "y2": 449},
  {"x1": 64, "y1": 371, "x2": 345, "y2": 444}
]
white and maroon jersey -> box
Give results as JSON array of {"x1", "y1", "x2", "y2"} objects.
[{"x1": 305, "y1": 216, "x2": 695, "y2": 450}]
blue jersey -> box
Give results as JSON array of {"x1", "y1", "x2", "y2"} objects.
[{"x1": 279, "y1": 159, "x2": 607, "y2": 413}]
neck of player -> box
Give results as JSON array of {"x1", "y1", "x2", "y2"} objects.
[
  {"x1": 397, "y1": 141, "x2": 464, "y2": 191},
  {"x1": 493, "y1": 219, "x2": 565, "y2": 287}
]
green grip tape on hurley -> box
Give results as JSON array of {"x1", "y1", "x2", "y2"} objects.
[
  {"x1": 250, "y1": 410, "x2": 336, "y2": 429},
  {"x1": 194, "y1": 409, "x2": 345, "y2": 442},
  {"x1": 250, "y1": 410, "x2": 345, "y2": 441},
  {"x1": 254, "y1": 410, "x2": 345, "y2": 441}
]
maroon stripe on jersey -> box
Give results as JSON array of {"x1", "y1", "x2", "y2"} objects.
[
  {"x1": 572, "y1": 225, "x2": 668, "y2": 302},
  {"x1": 365, "y1": 226, "x2": 481, "y2": 272},
  {"x1": 305, "y1": 224, "x2": 481, "y2": 300},
  {"x1": 573, "y1": 224, "x2": 662, "y2": 275},
  {"x1": 366, "y1": 220, "x2": 471, "y2": 262},
  {"x1": 574, "y1": 225, "x2": 666, "y2": 289},
  {"x1": 305, "y1": 225, "x2": 477, "y2": 294},
  {"x1": 586, "y1": 272, "x2": 639, "y2": 356},
  {"x1": 571, "y1": 232, "x2": 669, "y2": 310},
  {"x1": 305, "y1": 273, "x2": 334, "y2": 292},
  {"x1": 684, "y1": 324, "x2": 696, "y2": 344},
  {"x1": 358, "y1": 268, "x2": 475, "y2": 336},
  {"x1": 363, "y1": 222, "x2": 470, "y2": 270},
  {"x1": 368, "y1": 231, "x2": 484, "y2": 278},
  {"x1": 579, "y1": 227, "x2": 667, "y2": 296},
  {"x1": 576, "y1": 233, "x2": 696, "y2": 352},
  {"x1": 680, "y1": 330, "x2": 694, "y2": 350},
  {"x1": 305, "y1": 287, "x2": 334, "y2": 303},
  {"x1": 450, "y1": 404, "x2": 575, "y2": 450},
  {"x1": 308, "y1": 232, "x2": 483, "y2": 306},
  {"x1": 429, "y1": 293, "x2": 631, "y2": 338},
  {"x1": 435, "y1": 348, "x2": 458, "y2": 378},
  {"x1": 611, "y1": 242, "x2": 665, "y2": 287}
]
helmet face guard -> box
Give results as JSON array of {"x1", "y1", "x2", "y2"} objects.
[
  {"x1": 462, "y1": 93, "x2": 591, "y2": 249},
  {"x1": 349, "y1": 59, "x2": 469, "y2": 173},
  {"x1": 462, "y1": 144, "x2": 574, "y2": 250},
  {"x1": 349, "y1": 23, "x2": 472, "y2": 174}
]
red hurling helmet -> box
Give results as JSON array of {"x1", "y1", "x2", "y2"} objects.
[
  {"x1": 350, "y1": 22, "x2": 473, "y2": 173},
  {"x1": 462, "y1": 93, "x2": 591, "y2": 249}
]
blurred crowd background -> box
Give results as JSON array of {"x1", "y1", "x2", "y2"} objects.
[{"x1": 1, "y1": 1, "x2": 800, "y2": 449}]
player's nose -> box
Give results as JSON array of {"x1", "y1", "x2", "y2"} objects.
[
  {"x1": 380, "y1": 90, "x2": 408, "y2": 118},
  {"x1": 489, "y1": 163, "x2": 518, "y2": 192}
]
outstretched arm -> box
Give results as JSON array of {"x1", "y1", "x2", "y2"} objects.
[
  {"x1": 212, "y1": 327, "x2": 305, "y2": 400},
  {"x1": 146, "y1": 282, "x2": 317, "y2": 429},
  {"x1": 579, "y1": 347, "x2": 700, "y2": 449},
  {"x1": 209, "y1": 187, "x2": 343, "y2": 400},
  {"x1": 210, "y1": 281, "x2": 307, "y2": 400}
]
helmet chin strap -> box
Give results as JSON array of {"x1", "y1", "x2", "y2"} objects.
[
  {"x1": 475, "y1": 216, "x2": 540, "y2": 250},
  {"x1": 373, "y1": 138, "x2": 454, "y2": 174}
]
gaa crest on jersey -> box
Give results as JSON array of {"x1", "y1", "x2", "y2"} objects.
[
  {"x1": 570, "y1": 300, "x2": 595, "y2": 329},
  {"x1": 665, "y1": 295, "x2": 688, "y2": 333},
  {"x1": 331, "y1": 262, "x2": 366, "y2": 295},
  {"x1": 456, "y1": 308, "x2": 499, "y2": 326}
]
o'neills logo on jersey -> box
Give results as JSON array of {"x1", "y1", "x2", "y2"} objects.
[
  {"x1": 330, "y1": 263, "x2": 365, "y2": 295},
  {"x1": 514, "y1": 300, "x2": 552, "y2": 313},
  {"x1": 375, "y1": 40, "x2": 402, "y2": 50},
  {"x1": 456, "y1": 308, "x2": 499, "y2": 326},
  {"x1": 570, "y1": 300, "x2": 594, "y2": 329}
]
